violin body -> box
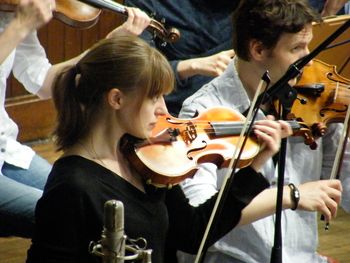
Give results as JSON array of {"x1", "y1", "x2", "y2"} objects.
[
  {"x1": 54, "y1": 0, "x2": 101, "y2": 28},
  {"x1": 120, "y1": 107, "x2": 261, "y2": 188},
  {"x1": 289, "y1": 59, "x2": 350, "y2": 137},
  {"x1": 0, "y1": 0, "x2": 180, "y2": 42}
]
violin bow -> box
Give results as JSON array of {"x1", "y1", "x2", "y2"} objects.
[
  {"x1": 322, "y1": 90, "x2": 350, "y2": 230},
  {"x1": 194, "y1": 71, "x2": 271, "y2": 263}
]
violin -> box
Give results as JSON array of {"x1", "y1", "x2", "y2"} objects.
[
  {"x1": 0, "y1": 0, "x2": 180, "y2": 43},
  {"x1": 288, "y1": 59, "x2": 350, "y2": 138},
  {"x1": 120, "y1": 106, "x2": 313, "y2": 188},
  {"x1": 288, "y1": 59, "x2": 350, "y2": 228},
  {"x1": 78, "y1": 0, "x2": 180, "y2": 43},
  {"x1": 0, "y1": 0, "x2": 101, "y2": 28}
]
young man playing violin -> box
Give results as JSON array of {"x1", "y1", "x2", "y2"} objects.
[
  {"x1": 178, "y1": 0, "x2": 350, "y2": 262},
  {"x1": 0, "y1": 0, "x2": 150, "y2": 238}
]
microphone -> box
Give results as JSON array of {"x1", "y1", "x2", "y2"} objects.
[
  {"x1": 101, "y1": 200, "x2": 126, "y2": 263},
  {"x1": 89, "y1": 200, "x2": 153, "y2": 262}
]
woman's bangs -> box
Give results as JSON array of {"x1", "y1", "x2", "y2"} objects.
[{"x1": 144, "y1": 51, "x2": 175, "y2": 98}]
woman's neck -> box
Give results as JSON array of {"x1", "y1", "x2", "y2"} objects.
[{"x1": 64, "y1": 123, "x2": 145, "y2": 192}]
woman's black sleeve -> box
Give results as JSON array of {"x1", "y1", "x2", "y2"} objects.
[{"x1": 164, "y1": 166, "x2": 270, "y2": 257}]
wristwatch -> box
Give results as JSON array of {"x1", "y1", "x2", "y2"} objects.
[{"x1": 288, "y1": 183, "x2": 300, "y2": 210}]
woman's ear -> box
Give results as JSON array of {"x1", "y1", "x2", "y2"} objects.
[{"x1": 107, "y1": 88, "x2": 123, "y2": 110}]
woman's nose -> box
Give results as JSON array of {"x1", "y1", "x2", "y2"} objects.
[{"x1": 156, "y1": 96, "x2": 168, "y2": 115}]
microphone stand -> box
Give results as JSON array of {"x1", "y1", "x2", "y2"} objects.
[{"x1": 256, "y1": 18, "x2": 350, "y2": 263}]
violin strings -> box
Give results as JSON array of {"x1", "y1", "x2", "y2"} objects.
[
  {"x1": 319, "y1": 81, "x2": 350, "y2": 88},
  {"x1": 334, "y1": 81, "x2": 339, "y2": 101},
  {"x1": 170, "y1": 122, "x2": 248, "y2": 129},
  {"x1": 175, "y1": 126, "x2": 249, "y2": 136}
]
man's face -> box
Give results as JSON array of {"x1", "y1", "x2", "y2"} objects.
[{"x1": 263, "y1": 23, "x2": 313, "y2": 86}]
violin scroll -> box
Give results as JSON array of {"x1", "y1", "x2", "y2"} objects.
[{"x1": 149, "y1": 19, "x2": 180, "y2": 43}]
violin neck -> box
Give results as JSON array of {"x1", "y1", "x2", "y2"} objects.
[
  {"x1": 78, "y1": 0, "x2": 127, "y2": 16},
  {"x1": 287, "y1": 120, "x2": 303, "y2": 132},
  {"x1": 210, "y1": 120, "x2": 301, "y2": 137}
]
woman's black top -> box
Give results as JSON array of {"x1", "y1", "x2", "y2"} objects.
[{"x1": 26, "y1": 155, "x2": 269, "y2": 263}]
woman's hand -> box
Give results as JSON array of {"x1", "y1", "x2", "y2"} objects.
[
  {"x1": 107, "y1": 7, "x2": 151, "y2": 38},
  {"x1": 250, "y1": 115, "x2": 292, "y2": 172}
]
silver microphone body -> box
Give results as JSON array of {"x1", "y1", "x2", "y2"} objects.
[{"x1": 101, "y1": 200, "x2": 126, "y2": 263}]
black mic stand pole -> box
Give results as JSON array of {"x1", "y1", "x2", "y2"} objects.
[
  {"x1": 257, "y1": 18, "x2": 350, "y2": 263},
  {"x1": 270, "y1": 101, "x2": 292, "y2": 263}
]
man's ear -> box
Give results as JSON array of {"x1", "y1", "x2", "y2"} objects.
[
  {"x1": 107, "y1": 88, "x2": 123, "y2": 110},
  {"x1": 249, "y1": 39, "x2": 266, "y2": 61}
]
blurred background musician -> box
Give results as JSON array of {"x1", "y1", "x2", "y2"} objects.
[{"x1": 125, "y1": 0, "x2": 239, "y2": 116}]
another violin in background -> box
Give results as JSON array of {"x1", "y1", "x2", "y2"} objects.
[
  {"x1": 0, "y1": 0, "x2": 101, "y2": 28},
  {"x1": 287, "y1": 59, "x2": 350, "y2": 140},
  {"x1": 78, "y1": 0, "x2": 180, "y2": 43},
  {"x1": 289, "y1": 59, "x2": 350, "y2": 228},
  {"x1": 0, "y1": 0, "x2": 180, "y2": 43}
]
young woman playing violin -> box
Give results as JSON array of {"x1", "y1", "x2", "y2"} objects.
[
  {"x1": 24, "y1": 33, "x2": 325, "y2": 263},
  {"x1": 0, "y1": 0, "x2": 150, "y2": 238}
]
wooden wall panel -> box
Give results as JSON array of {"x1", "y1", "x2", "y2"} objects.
[
  {"x1": 5, "y1": 7, "x2": 124, "y2": 142},
  {"x1": 310, "y1": 15, "x2": 350, "y2": 78}
]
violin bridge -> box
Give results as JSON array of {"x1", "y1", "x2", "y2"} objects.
[
  {"x1": 181, "y1": 122, "x2": 197, "y2": 144},
  {"x1": 167, "y1": 128, "x2": 180, "y2": 142}
]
